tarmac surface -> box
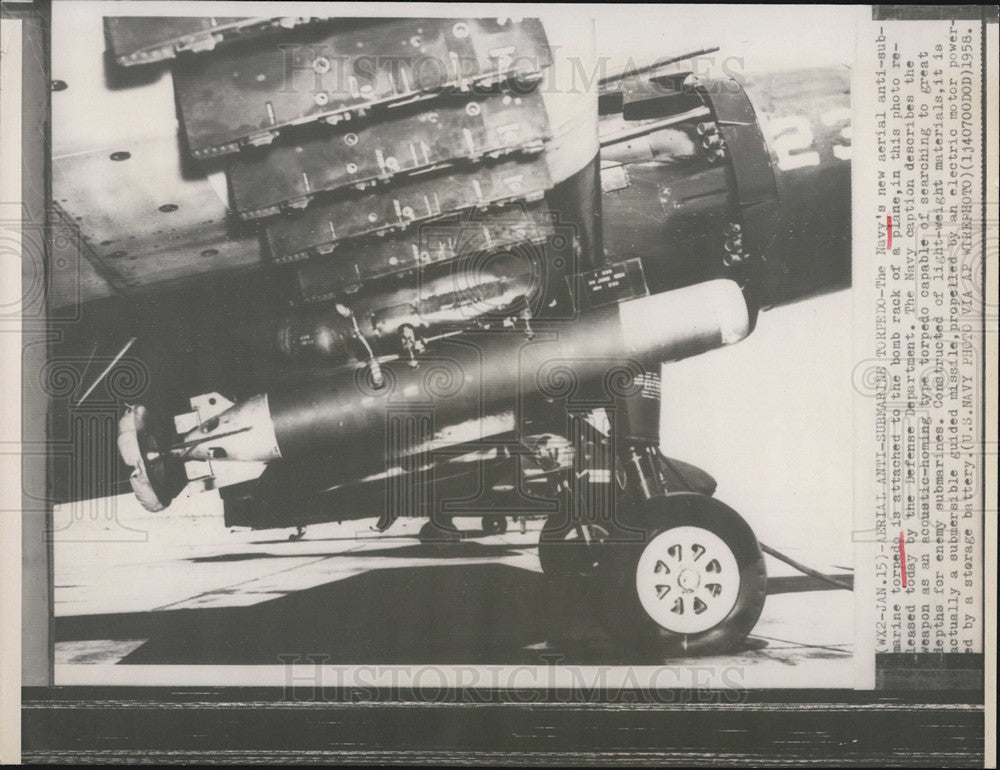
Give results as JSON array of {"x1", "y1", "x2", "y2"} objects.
[
  {"x1": 53, "y1": 293, "x2": 856, "y2": 687},
  {"x1": 54, "y1": 504, "x2": 854, "y2": 687}
]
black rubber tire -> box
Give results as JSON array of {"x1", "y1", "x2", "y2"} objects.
[
  {"x1": 597, "y1": 494, "x2": 768, "y2": 655},
  {"x1": 538, "y1": 516, "x2": 617, "y2": 578},
  {"x1": 419, "y1": 519, "x2": 460, "y2": 547},
  {"x1": 482, "y1": 514, "x2": 508, "y2": 536}
]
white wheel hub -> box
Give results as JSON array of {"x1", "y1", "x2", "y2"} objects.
[{"x1": 635, "y1": 525, "x2": 741, "y2": 634}]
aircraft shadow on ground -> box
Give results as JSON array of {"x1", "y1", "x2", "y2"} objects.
[
  {"x1": 187, "y1": 541, "x2": 527, "y2": 562},
  {"x1": 54, "y1": 562, "x2": 846, "y2": 666},
  {"x1": 57, "y1": 564, "x2": 613, "y2": 665}
]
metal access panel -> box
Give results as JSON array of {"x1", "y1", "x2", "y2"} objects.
[
  {"x1": 172, "y1": 17, "x2": 551, "y2": 158},
  {"x1": 264, "y1": 155, "x2": 553, "y2": 263},
  {"x1": 52, "y1": 137, "x2": 262, "y2": 291},
  {"x1": 291, "y1": 202, "x2": 556, "y2": 302},
  {"x1": 228, "y1": 90, "x2": 550, "y2": 219},
  {"x1": 103, "y1": 16, "x2": 328, "y2": 67}
]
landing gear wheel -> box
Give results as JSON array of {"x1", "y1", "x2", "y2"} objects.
[
  {"x1": 538, "y1": 517, "x2": 614, "y2": 578},
  {"x1": 634, "y1": 526, "x2": 740, "y2": 634},
  {"x1": 599, "y1": 494, "x2": 768, "y2": 655},
  {"x1": 481, "y1": 514, "x2": 508, "y2": 536},
  {"x1": 419, "y1": 519, "x2": 460, "y2": 549}
]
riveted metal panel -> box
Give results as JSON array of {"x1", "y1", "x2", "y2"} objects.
[
  {"x1": 228, "y1": 89, "x2": 550, "y2": 219},
  {"x1": 290, "y1": 201, "x2": 556, "y2": 302},
  {"x1": 264, "y1": 155, "x2": 552, "y2": 263},
  {"x1": 103, "y1": 16, "x2": 329, "y2": 67},
  {"x1": 52, "y1": 138, "x2": 261, "y2": 290},
  {"x1": 172, "y1": 17, "x2": 551, "y2": 158}
]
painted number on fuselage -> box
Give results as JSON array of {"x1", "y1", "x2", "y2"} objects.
[
  {"x1": 763, "y1": 109, "x2": 852, "y2": 170},
  {"x1": 821, "y1": 107, "x2": 852, "y2": 161}
]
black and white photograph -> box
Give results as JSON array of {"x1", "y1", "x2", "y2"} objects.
[
  {"x1": 0, "y1": 1, "x2": 993, "y2": 765},
  {"x1": 43, "y1": 3, "x2": 856, "y2": 683}
]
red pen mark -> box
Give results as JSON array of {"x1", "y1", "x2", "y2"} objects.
[
  {"x1": 887, "y1": 215, "x2": 893, "y2": 250},
  {"x1": 898, "y1": 531, "x2": 907, "y2": 588}
]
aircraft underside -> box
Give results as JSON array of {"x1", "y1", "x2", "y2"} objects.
[{"x1": 50, "y1": 15, "x2": 852, "y2": 653}]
